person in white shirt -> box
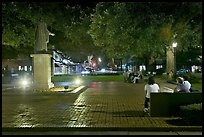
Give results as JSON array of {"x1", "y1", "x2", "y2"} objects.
[
  {"x1": 174, "y1": 77, "x2": 190, "y2": 93},
  {"x1": 143, "y1": 76, "x2": 160, "y2": 113},
  {"x1": 132, "y1": 73, "x2": 140, "y2": 83},
  {"x1": 183, "y1": 75, "x2": 191, "y2": 92},
  {"x1": 123, "y1": 70, "x2": 129, "y2": 82}
]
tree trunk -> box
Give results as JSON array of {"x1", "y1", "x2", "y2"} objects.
[{"x1": 166, "y1": 45, "x2": 175, "y2": 80}]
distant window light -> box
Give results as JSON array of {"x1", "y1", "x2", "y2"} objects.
[
  {"x1": 19, "y1": 66, "x2": 23, "y2": 71},
  {"x1": 29, "y1": 66, "x2": 32, "y2": 71},
  {"x1": 156, "y1": 65, "x2": 163, "y2": 69},
  {"x1": 139, "y1": 65, "x2": 146, "y2": 71},
  {"x1": 24, "y1": 66, "x2": 27, "y2": 71}
]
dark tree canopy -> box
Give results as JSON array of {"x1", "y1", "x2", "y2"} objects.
[
  {"x1": 88, "y1": 2, "x2": 202, "y2": 66},
  {"x1": 2, "y1": 2, "x2": 202, "y2": 66},
  {"x1": 2, "y1": 2, "x2": 97, "y2": 62}
]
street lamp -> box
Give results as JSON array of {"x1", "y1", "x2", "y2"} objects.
[
  {"x1": 98, "y1": 57, "x2": 102, "y2": 70},
  {"x1": 172, "y1": 42, "x2": 177, "y2": 76},
  {"x1": 98, "y1": 57, "x2": 102, "y2": 62}
]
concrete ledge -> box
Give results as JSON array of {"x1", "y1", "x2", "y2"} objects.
[
  {"x1": 150, "y1": 92, "x2": 202, "y2": 117},
  {"x1": 69, "y1": 86, "x2": 86, "y2": 93}
]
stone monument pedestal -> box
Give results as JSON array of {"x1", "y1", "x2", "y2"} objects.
[{"x1": 30, "y1": 54, "x2": 54, "y2": 90}]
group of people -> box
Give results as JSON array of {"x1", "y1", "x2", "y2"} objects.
[
  {"x1": 174, "y1": 75, "x2": 191, "y2": 93},
  {"x1": 143, "y1": 75, "x2": 192, "y2": 114},
  {"x1": 123, "y1": 70, "x2": 143, "y2": 83}
]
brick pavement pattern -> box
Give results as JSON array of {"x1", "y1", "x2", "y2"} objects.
[{"x1": 2, "y1": 80, "x2": 201, "y2": 132}]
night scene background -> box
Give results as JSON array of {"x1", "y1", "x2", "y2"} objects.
[
  {"x1": 2, "y1": 2, "x2": 202, "y2": 72},
  {"x1": 2, "y1": 2, "x2": 202, "y2": 135}
]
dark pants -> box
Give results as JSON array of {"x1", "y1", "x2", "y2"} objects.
[{"x1": 144, "y1": 97, "x2": 150, "y2": 108}]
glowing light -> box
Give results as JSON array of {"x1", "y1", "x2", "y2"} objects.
[
  {"x1": 101, "y1": 68, "x2": 106, "y2": 72},
  {"x1": 19, "y1": 78, "x2": 31, "y2": 88},
  {"x1": 74, "y1": 79, "x2": 81, "y2": 85},
  {"x1": 172, "y1": 42, "x2": 177, "y2": 48},
  {"x1": 81, "y1": 71, "x2": 90, "y2": 74},
  {"x1": 92, "y1": 63, "x2": 96, "y2": 67},
  {"x1": 22, "y1": 80, "x2": 28, "y2": 86},
  {"x1": 98, "y1": 57, "x2": 102, "y2": 62},
  {"x1": 62, "y1": 59, "x2": 68, "y2": 64}
]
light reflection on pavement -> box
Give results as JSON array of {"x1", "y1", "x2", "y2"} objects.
[{"x1": 2, "y1": 81, "x2": 202, "y2": 131}]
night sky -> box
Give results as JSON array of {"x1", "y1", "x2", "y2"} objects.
[{"x1": 67, "y1": 1, "x2": 98, "y2": 9}]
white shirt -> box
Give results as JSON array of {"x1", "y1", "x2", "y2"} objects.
[
  {"x1": 144, "y1": 83, "x2": 160, "y2": 98},
  {"x1": 183, "y1": 80, "x2": 191, "y2": 93}
]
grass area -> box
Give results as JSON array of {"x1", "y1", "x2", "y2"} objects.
[
  {"x1": 185, "y1": 73, "x2": 202, "y2": 92},
  {"x1": 51, "y1": 75, "x2": 124, "y2": 82},
  {"x1": 158, "y1": 72, "x2": 202, "y2": 92},
  {"x1": 191, "y1": 83, "x2": 202, "y2": 92},
  {"x1": 52, "y1": 73, "x2": 202, "y2": 91},
  {"x1": 186, "y1": 73, "x2": 202, "y2": 83}
]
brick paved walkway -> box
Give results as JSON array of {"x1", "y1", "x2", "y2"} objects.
[{"x1": 2, "y1": 79, "x2": 202, "y2": 134}]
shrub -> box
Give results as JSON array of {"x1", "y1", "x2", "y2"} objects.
[
  {"x1": 186, "y1": 73, "x2": 202, "y2": 83},
  {"x1": 179, "y1": 103, "x2": 202, "y2": 126}
]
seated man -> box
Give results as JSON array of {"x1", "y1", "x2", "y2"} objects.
[
  {"x1": 183, "y1": 75, "x2": 191, "y2": 92},
  {"x1": 128, "y1": 72, "x2": 143, "y2": 83},
  {"x1": 174, "y1": 77, "x2": 190, "y2": 93},
  {"x1": 132, "y1": 73, "x2": 141, "y2": 83}
]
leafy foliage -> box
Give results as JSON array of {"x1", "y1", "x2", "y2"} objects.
[
  {"x1": 2, "y1": 2, "x2": 97, "y2": 62},
  {"x1": 89, "y1": 2, "x2": 202, "y2": 70},
  {"x1": 2, "y1": 2, "x2": 202, "y2": 66}
]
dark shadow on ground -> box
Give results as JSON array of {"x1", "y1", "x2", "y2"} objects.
[
  {"x1": 112, "y1": 110, "x2": 145, "y2": 117},
  {"x1": 90, "y1": 110, "x2": 147, "y2": 117},
  {"x1": 166, "y1": 118, "x2": 202, "y2": 126}
]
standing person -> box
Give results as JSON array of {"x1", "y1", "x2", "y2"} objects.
[
  {"x1": 143, "y1": 76, "x2": 160, "y2": 113},
  {"x1": 123, "y1": 70, "x2": 129, "y2": 82},
  {"x1": 128, "y1": 72, "x2": 134, "y2": 83}
]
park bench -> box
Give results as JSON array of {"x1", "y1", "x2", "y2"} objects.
[{"x1": 150, "y1": 92, "x2": 202, "y2": 117}]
